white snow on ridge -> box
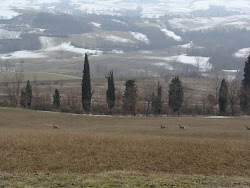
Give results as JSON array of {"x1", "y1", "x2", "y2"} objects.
[
  {"x1": 130, "y1": 32, "x2": 150, "y2": 44},
  {"x1": 0, "y1": 29, "x2": 21, "y2": 39},
  {"x1": 160, "y1": 28, "x2": 182, "y2": 42},
  {"x1": 234, "y1": 48, "x2": 250, "y2": 58},
  {"x1": 104, "y1": 35, "x2": 134, "y2": 43},
  {"x1": 191, "y1": 0, "x2": 250, "y2": 13},
  {"x1": 72, "y1": 0, "x2": 138, "y2": 16},
  {"x1": 169, "y1": 15, "x2": 250, "y2": 31},
  {"x1": 0, "y1": 9, "x2": 20, "y2": 20},
  {"x1": 147, "y1": 54, "x2": 211, "y2": 72}
]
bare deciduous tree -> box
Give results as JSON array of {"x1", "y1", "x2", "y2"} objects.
[
  {"x1": 141, "y1": 79, "x2": 156, "y2": 116},
  {"x1": 4, "y1": 72, "x2": 24, "y2": 107},
  {"x1": 228, "y1": 80, "x2": 240, "y2": 116}
]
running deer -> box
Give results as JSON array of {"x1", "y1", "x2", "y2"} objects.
[
  {"x1": 246, "y1": 126, "x2": 250, "y2": 130},
  {"x1": 53, "y1": 124, "x2": 60, "y2": 129},
  {"x1": 179, "y1": 124, "x2": 185, "y2": 130},
  {"x1": 160, "y1": 126, "x2": 167, "y2": 129}
]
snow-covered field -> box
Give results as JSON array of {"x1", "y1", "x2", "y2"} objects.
[
  {"x1": 130, "y1": 32, "x2": 150, "y2": 44},
  {"x1": 0, "y1": 51, "x2": 46, "y2": 59},
  {"x1": 44, "y1": 42, "x2": 103, "y2": 55},
  {"x1": 40, "y1": 36, "x2": 103, "y2": 56},
  {"x1": 234, "y1": 48, "x2": 250, "y2": 58},
  {"x1": 147, "y1": 54, "x2": 212, "y2": 72}
]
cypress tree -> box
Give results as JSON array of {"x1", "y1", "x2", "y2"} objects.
[
  {"x1": 20, "y1": 80, "x2": 32, "y2": 108},
  {"x1": 122, "y1": 80, "x2": 137, "y2": 115},
  {"x1": 152, "y1": 81, "x2": 163, "y2": 115},
  {"x1": 25, "y1": 80, "x2": 32, "y2": 108},
  {"x1": 106, "y1": 70, "x2": 116, "y2": 110},
  {"x1": 53, "y1": 89, "x2": 61, "y2": 108},
  {"x1": 20, "y1": 90, "x2": 26, "y2": 108},
  {"x1": 81, "y1": 54, "x2": 92, "y2": 113},
  {"x1": 240, "y1": 55, "x2": 250, "y2": 113},
  {"x1": 219, "y1": 79, "x2": 228, "y2": 116},
  {"x1": 168, "y1": 76, "x2": 184, "y2": 116}
]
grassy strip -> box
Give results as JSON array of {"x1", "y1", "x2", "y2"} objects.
[
  {"x1": 1, "y1": 171, "x2": 249, "y2": 188},
  {"x1": 0, "y1": 72, "x2": 78, "y2": 82}
]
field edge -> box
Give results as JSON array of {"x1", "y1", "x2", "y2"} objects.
[{"x1": 1, "y1": 171, "x2": 250, "y2": 188}]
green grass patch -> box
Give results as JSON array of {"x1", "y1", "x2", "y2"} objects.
[{"x1": 0, "y1": 171, "x2": 249, "y2": 188}]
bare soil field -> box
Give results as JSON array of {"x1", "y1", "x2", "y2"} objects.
[{"x1": 0, "y1": 107, "x2": 249, "y2": 187}]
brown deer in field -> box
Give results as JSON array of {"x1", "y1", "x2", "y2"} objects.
[
  {"x1": 160, "y1": 126, "x2": 167, "y2": 129},
  {"x1": 179, "y1": 124, "x2": 185, "y2": 130},
  {"x1": 246, "y1": 126, "x2": 250, "y2": 130},
  {"x1": 53, "y1": 124, "x2": 60, "y2": 129}
]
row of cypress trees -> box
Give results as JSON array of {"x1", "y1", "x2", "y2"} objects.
[
  {"x1": 218, "y1": 55, "x2": 250, "y2": 115},
  {"x1": 81, "y1": 53, "x2": 185, "y2": 115},
  {"x1": 82, "y1": 54, "x2": 250, "y2": 116},
  {"x1": 19, "y1": 53, "x2": 250, "y2": 116}
]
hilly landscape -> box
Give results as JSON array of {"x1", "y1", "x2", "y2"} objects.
[
  {"x1": 0, "y1": 1, "x2": 250, "y2": 187},
  {"x1": 0, "y1": 0, "x2": 250, "y2": 78}
]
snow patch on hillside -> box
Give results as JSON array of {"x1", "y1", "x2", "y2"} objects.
[
  {"x1": 40, "y1": 36, "x2": 55, "y2": 49},
  {"x1": 112, "y1": 19, "x2": 127, "y2": 25},
  {"x1": 178, "y1": 41, "x2": 204, "y2": 49},
  {"x1": 154, "y1": 62, "x2": 174, "y2": 70},
  {"x1": 160, "y1": 28, "x2": 182, "y2": 41},
  {"x1": 0, "y1": 9, "x2": 20, "y2": 20},
  {"x1": 234, "y1": 48, "x2": 250, "y2": 58},
  {"x1": 1, "y1": 51, "x2": 46, "y2": 59},
  {"x1": 130, "y1": 32, "x2": 150, "y2": 44},
  {"x1": 104, "y1": 35, "x2": 134, "y2": 43},
  {"x1": 169, "y1": 15, "x2": 250, "y2": 31},
  {"x1": 205, "y1": 116, "x2": 232, "y2": 119},
  {"x1": 44, "y1": 42, "x2": 103, "y2": 56},
  {"x1": 140, "y1": 51, "x2": 152, "y2": 54},
  {"x1": 29, "y1": 28, "x2": 46, "y2": 34},
  {"x1": 223, "y1": 70, "x2": 238, "y2": 73},
  {"x1": 91, "y1": 22, "x2": 102, "y2": 28},
  {"x1": 109, "y1": 49, "x2": 124, "y2": 54},
  {"x1": 0, "y1": 29, "x2": 21, "y2": 39},
  {"x1": 40, "y1": 36, "x2": 103, "y2": 56},
  {"x1": 72, "y1": 0, "x2": 138, "y2": 16},
  {"x1": 147, "y1": 54, "x2": 211, "y2": 72}
]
